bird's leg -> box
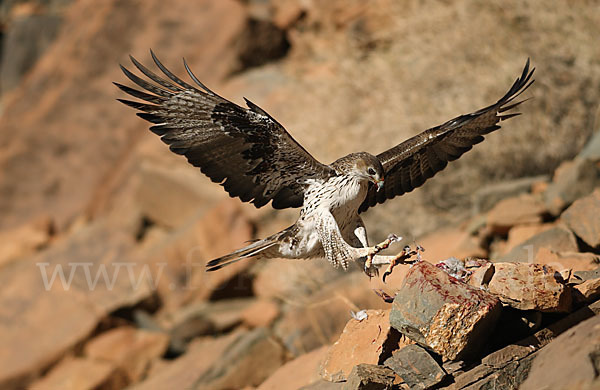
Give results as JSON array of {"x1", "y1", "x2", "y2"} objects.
[
  {"x1": 354, "y1": 226, "x2": 369, "y2": 248},
  {"x1": 381, "y1": 243, "x2": 424, "y2": 283},
  {"x1": 363, "y1": 234, "x2": 402, "y2": 273}
]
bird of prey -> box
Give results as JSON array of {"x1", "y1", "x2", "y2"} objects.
[{"x1": 115, "y1": 51, "x2": 534, "y2": 275}]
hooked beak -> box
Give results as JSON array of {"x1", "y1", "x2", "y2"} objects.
[{"x1": 374, "y1": 177, "x2": 384, "y2": 192}]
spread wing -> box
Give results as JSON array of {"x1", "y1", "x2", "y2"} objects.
[
  {"x1": 359, "y1": 59, "x2": 535, "y2": 213},
  {"x1": 115, "y1": 51, "x2": 334, "y2": 209}
]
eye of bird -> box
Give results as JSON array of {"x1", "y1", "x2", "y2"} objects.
[{"x1": 367, "y1": 167, "x2": 376, "y2": 176}]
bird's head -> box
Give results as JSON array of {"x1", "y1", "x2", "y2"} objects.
[{"x1": 351, "y1": 152, "x2": 385, "y2": 191}]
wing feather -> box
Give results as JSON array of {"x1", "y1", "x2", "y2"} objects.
[
  {"x1": 117, "y1": 51, "x2": 334, "y2": 209},
  {"x1": 360, "y1": 59, "x2": 534, "y2": 212}
]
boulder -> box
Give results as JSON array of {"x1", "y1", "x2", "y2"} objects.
[
  {"x1": 274, "y1": 272, "x2": 389, "y2": 357},
  {"x1": 241, "y1": 298, "x2": 280, "y2": 328},
  {"x1": 83, "y1": 326, "x2": 169, "y2": 383},
  {"x1": 29, "y1": 357, "x2": 123, "y2": 390},
  {"x1": 258, "y1": 346, "x2": 328, "y2": 390},
  {"x1": 135, "y1": 328, "x2": 285, "y2": 389},
  {"x1": 320, "y1": 310, "x2": 406, "y2": 382},
  {"x1": 573, "y1": 278, "x2": 600, "y2": 303},
  {"x1": 502, "y1": 223, "x2": 555, "y2": 255},
  {"x1": 160, "y1": 298, "x2": 254, "y2": 351},
  {"x1": 143, "y1": 199, "x2": 254, "y2": 309},
  {"x1": 560, "y1": 188, "x2": 600, "y2": 248},
  {"x1": 0, "y1": 223, "x2": 151, "y2": 389},
  {"x1": 135, "y1": 160, "x2": 219, "y2": 229},
  {"x1": 299, "y1": 380, "x2": 345, "y2": 390},
  {"x1": 343, "y1": 364, "x2": 396, "y2": 390},
  {"x1": 451, "y1": 300, "x2": 600, "y2": 389},
  {"x1": 486, "y1": 194, "x2": 546, "y2": 234},
  {"x1": 0, "y1": 216, "x2": 53, "y2": 267},
  {"x1": 0, "y1": 0, "x2": 250, "y2": 232},
  {"x1": 132, "y1": 331, "x2": 243, "y2": 389},
  {"x1": 390, "y1": 262, "x2": 502, "y2": 361},
  {"x1": 193, "y1": 327, "x2": 286, "y2": 389},
  {"x1": 384, "y1": 344, "x2": 447, "y2": 390},
  {"x1": 499, "y1": 225, "x2": 579, "y2": 262},
  {"x1": 252, "y1": 258, "x2": 345, "y2": 301},
  {"x1": 534, "y1": 248, "x2": 599, "y2": 273},
  {"x1": 521, "y1": 315, "x2": 600, "y2": 390},
  {"x1": 487, "y1": 262, "x2": 572, "y2": 312},
  {"x1": 472, "y1": 175, "x2": 549, "y2": 214},
  {"x1": 543, "y1": 158, "x2": 600, "y2": 215}
]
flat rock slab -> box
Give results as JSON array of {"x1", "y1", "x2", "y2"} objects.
[
  {"x1": 258, "y1": 346, "x2": 328, "y2": 390},
  {"x1": 274, "y1": 272, "x2": 388, "y2": 357},
  {"x1": 83, "y1": 326, "x2": 169, "y2": 383},
  {"x1": 561, "y1": 188, "x2": 600, "y2": 248},
  {"x1": 543, "y1": 158, "x2": 600, "y2": 215},
  {"x1": 499, "y1": 225, "x2": 579, "y2": 262},
  {"x1": 521, "y1": 314, "x2": 600, "y2": 390},
  {"x1": 573, "y1": 277, "x2": 600, "y2": 303},
  {"x1": 487, "y1": 263, "x2": 572, "y2": 312},
  {"x1": 390, "y1": 261, "x2": 502, "y2": 361},
  {"x1": 194, "y1": 327, "x2": 285, "y2": 389},
  {"x1": 486, "y1": 194, "x2": 546, "y2": 234},
  {"x1": 29, "y1": 357, "x2": 122, "y2": 390},
  {"x1": 135, "y1": 328, "x2": 284, "y2": 390},
  {"x1": 384, "y1": 344, "x2": 447, "y2": 390},
  {"x1": 342, "y1": 364, "x2": 396, "y2": 390},
  {"x1": 320, "y1": 309, "x2": 405, "y2": 382},
  {"x1": 0, "y1": 223, "x2": 151, "y2": 389}
]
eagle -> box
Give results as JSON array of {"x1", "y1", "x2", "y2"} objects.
[{"x1": 115, "y1": 51, "x2": 534, "y2": 275}]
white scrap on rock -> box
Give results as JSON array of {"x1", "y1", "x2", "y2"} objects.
[{"x1": 350, "y1": 310, "x2": 368, "y2": 321}]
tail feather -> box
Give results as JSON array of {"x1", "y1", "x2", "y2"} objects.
[{"x1": 205, "y1": 235, "x2": 279, "y2": 272}]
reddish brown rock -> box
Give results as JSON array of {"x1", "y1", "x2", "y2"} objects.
[
  {"x1": 160, "y1": 298, "x2": 253, "y2": 351},
  {"x1": 193, "y1": 327, "x2": 285, "y2": 389},
  {"x1": 320, "y1": 310, "x2": 406, "y2": 382},
  {"x1": 487, "y1": 262, "x2": 572, "y2": 312},
  {"x1": 133, "y1": 331, "x2": 243, "y2": 389},
  {"x1": 343, "y1": 364, "x2": 396, "y2": 390},
  {"x1": 560, "y1": 188, "x2": 600, "y2": 248},
  {"x1": 0, "y1": 0, "x2": 249, "y2": 232},
  {"x1": 258, "y1": 346, "x2": 328, "y2": 390},
  {"x1": 0, "y1": 223, "x2": 151, "y2": 390},
  {"x1": 0, "y1": 216, "x2": 53, "y2": 267},
  {"x1": 83, "y1": 326, "x2": 169, "y2": 383},
  {"x1": 472, "y1": 176, "x2": 549, "y2": 214},
  {"x1": 521, "y1": 314, "x2": 600, "y2": 390},
  {"x1": 135, "y1": 160, "x2": 220, "y2": 229},
  {"x1": 499, "y1": 225, "x2": 579, "y2": 262},
  {"x1": 241, "y1": 298, "x2": 280, "y2": 328},
  {"x1": 486, "y1": 194, "x2": 546, "y2": 234},
  {"x1": 502, "y1": 223, "x2": 555, "y2": 255},
  {"x1": 467, "y1": 261, "x2": 495, "y2": 288},
  {"x1": 274, "y1": 272, "x2": 389, "y2": 357},
  {"x1": 573, "y1": 278, "x2": 600, "y2": 303},
  {"x1": 544, "y1": 158, "x2": 600, "y2": 216},
  {"x1": 384, "y1": 344, "x2": 447, "y2": 390},
  {"x1": 136, "y1": 328, "x2": 284, "y2": 389},
  {"x1": 390, "y1": 261, "x2": 502, "y2": 361},
  {"x1": 273, "y1": 0, "x2": 306, "y2": 29},
  {"x1": 300, "y1": 380, "x2": 344, "y2": 390},
  {"x1": 534, "y1": 247, "x2": 599, "y2": 273},
  {"x1": 252, "y1": 258, "x2": 345, "y2": 300},
  {"x1": 29, "y1": 357, "x2": 123, "y2": 390},
  {"x1": 143, "y1": 199, "x2": 254, "y2": 308}
]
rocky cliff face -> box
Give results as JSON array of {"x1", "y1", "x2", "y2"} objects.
[{"x1": 0, "y1": 0, "x2": 599, "y2": 389}]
